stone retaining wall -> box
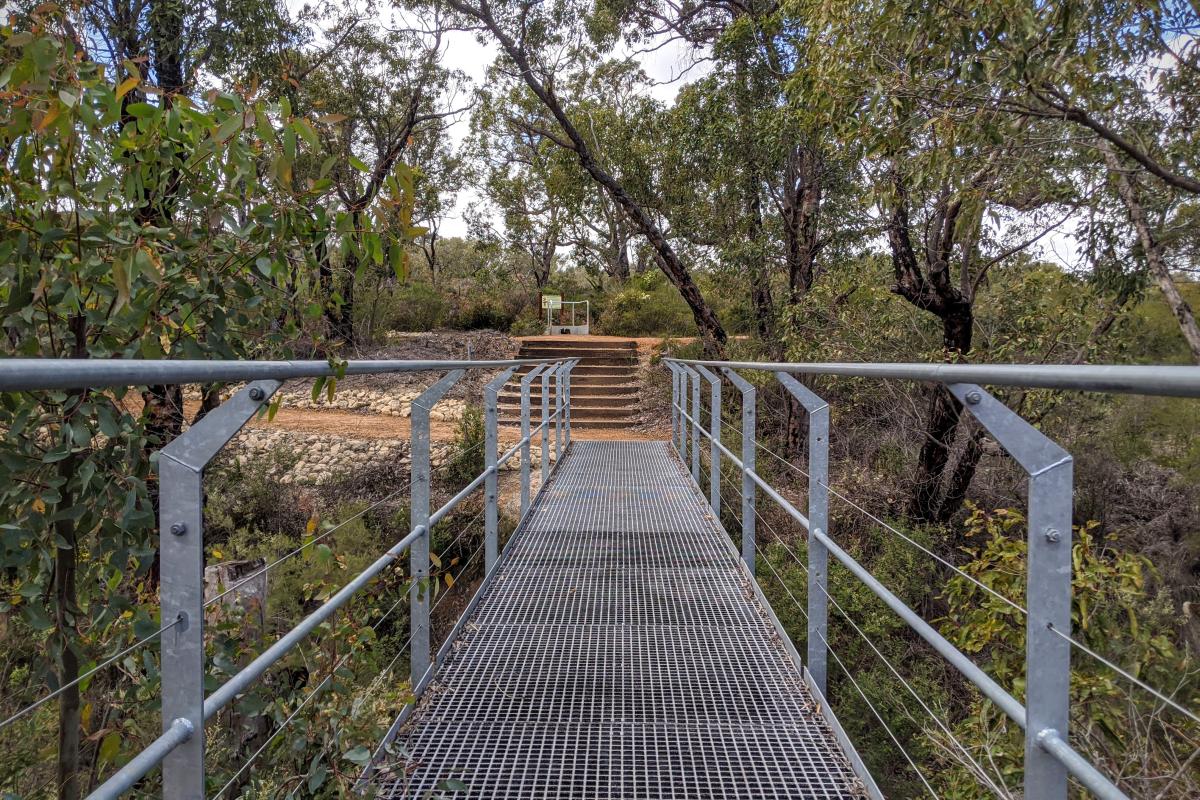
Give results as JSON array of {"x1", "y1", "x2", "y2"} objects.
[
  {"x1": 189, "y1": 386, "x2": 470, "y2": 421},
  {"x1": 229, "y1": 427, "x2": 559, "y2": 485}
]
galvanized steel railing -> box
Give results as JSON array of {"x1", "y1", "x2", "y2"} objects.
[
  {"x1": 664, "y1": 358, "x2": 1200, "y2": 800},
  {"x1": 0, "y1": 357, "x2": 577, "y2": 800}
]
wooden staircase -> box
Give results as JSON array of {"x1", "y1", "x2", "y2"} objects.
[{"x1": 501, "y1": 338, "x2": 641, "y2": 430}]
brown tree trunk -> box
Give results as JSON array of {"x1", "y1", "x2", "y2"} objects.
[
  {"x1": 1100, "y1": 141, "x2": 1200, "y2": 363},
  {"x1": 885, "y1": 171, "x2": 980, "y2": 523},
  {"x1": 55, "y1": 454, "x2": 82, "y2": 800}
]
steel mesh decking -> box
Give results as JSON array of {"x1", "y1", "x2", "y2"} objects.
[{"x1": 375, "y1": 441, "x2": 866, "y2": 799}]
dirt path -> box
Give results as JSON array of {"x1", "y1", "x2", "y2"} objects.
[{"x1": 246, "y1": 406, "x2": 668, "y2": 442}]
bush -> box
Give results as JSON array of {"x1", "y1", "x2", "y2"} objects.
[
  {"x1": 368, "y1": 281, "x2": 449, "y2": 332},
  {"x1": 510, "y1": 311, "x2": 545, "y2": 336},
  {"x1": 596, "y1": 271, "x2": 694, "y2": 336},
  {"x1": 443, "y1": 405, "x2": 486, "y2": 486}
]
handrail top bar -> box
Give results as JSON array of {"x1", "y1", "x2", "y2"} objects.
[
  {"x1": 0, "y1": 357, "x2": 558, "y2": 392},
  {"x1": 664, "y1": 358, "x2": 1200, "y2": 398}
]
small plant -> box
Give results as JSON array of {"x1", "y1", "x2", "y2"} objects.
[{"x1": 443, "y1": 406, "x2": 486, "y2": 486}]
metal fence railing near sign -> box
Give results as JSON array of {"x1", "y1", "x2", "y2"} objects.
[
  {"x1": 0, "y1": 357, "x2": 577, "y2": 800},
  {"x1": 664, "y1": 358, "x2": 1200, "y2": 800},
  {"x1": 545, "y1": 299, "x2": 589, "y2": 335}
]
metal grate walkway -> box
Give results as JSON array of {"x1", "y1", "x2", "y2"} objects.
[{"x1": 374, "y1": 441, "x2": 869, "y2": 798}]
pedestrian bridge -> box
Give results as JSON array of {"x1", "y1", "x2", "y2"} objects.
[
  {"x1": 369, "y1": 440, "x2": 870, "y2": 798},
  {"x1": 3, "y1": 357, "x2": 1198, "y2": 800}
]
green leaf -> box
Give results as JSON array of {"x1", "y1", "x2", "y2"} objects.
[
  {"x1": 348, "y1": 155, "x2": 370, "y2": 173},
  {"x1": 214, "y1": 113, "x2": 243, "y2": 142},
  {"x1": 343, "y1": 745, "x2": 372, "y2": 765},
  {"x1": 98, "y1": 732, "x2": 121, "y2": 765}
]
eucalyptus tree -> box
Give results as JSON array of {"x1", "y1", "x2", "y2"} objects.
[
  {"x1": 848, "y1": 0, "x2": 1200, "y2": 362},
  {"x1": 432, "y1": 0, "x2": 729, "y2": 349},
  {"x1": 778, "y1": 0, "x2": 1092, "y2": 523},
  {"x1": 290, "y1": 8, "x2": 467, "y2": 347},
  {"x1": 471, "y1": 84, "x2": 577, "y2": 288}
]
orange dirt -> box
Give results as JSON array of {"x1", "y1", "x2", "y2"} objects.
[
  {"x1": 244, "y1": 406, "x2": 667, "y2": 442},
  {"x1": 515, "y1": 333, "x2": 696, "y2": 359}
]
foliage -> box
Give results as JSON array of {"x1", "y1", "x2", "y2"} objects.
[
  {"x1": 442, "y1": 405, "x2": 485, "y2": 487},
  {"x1": 939, "y1": 507, "x2": 1199, "y2": 798},
  {"x1": 0, "y1": 7, "x2": 420, "y2": 796}
]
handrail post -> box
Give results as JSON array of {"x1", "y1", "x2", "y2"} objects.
[
  {"x1": 554, "y1": 362, "x2": 565, "y2": 462},
  {"x1": 677, "y1": 364, "x2": 690, "y2": 465},
  {"x1": 776, "y1": 373, "x2": 830, "y2": 697},
  {"x1": 722, "y1": 368, "x2": 756, "y2": 572},
  {"x1": 409, "y1": 370, "x2": 464, "y2": 685},
  {"x1": 948, "y1": 384, "x2": 1072, "y2": 800},
  {"x1": 683, "y1": 365, "x2": 702, "y2": 482},
  {"x1": 519, "y1": 365, "x2": 546, "y2": 521},
  {"x1": 541, "y1": 363, "x2": 554, "y2": 486},
  {"x1": 158, "y1": 379, "x2": 280, "y2": 799},
  {"x1": 694, "y1": 365, "x2": 722, "y2": 514},
  {"x1": 485, "y1": 366, "x2": 518, "y2": 574},
  {"x1": 667, "y1": 363, "x2": 682, "y2": 455},
  {"x1": 565, "y1": 359, "x2": 576, "y2": 447}
]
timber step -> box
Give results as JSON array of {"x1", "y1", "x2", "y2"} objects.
[
  {"x1": 499, "y1": 384, "x2": 634, "y2": 399},
  {"x1": 500, "y1": 394, "x2": 638, "y2": 409},
  {"x1": 506, "y1": 337, "x2": 641, "y2": 429}
]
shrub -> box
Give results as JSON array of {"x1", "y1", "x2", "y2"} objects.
[
  {"x1": 597, "y1": 272, "x2": 694, "y2": 336},
  {"x1": 443, "y1": 405, "x2": 486, "y2": 486},
  {"x1": 368, "y1": 281, "x2": 449, "y2": 332}
]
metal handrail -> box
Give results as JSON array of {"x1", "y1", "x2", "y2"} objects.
[
  {"x1": 0, "y1": 356, "x2": 576, "y2": 799},
  {"x1": 669, "y1": 359, "x2": 1200, "y2": 398},
  {"x1": 663, "y1": 357, "x2": 1200, "y2": 800}
]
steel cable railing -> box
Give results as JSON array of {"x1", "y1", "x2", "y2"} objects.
[
  {"x1": 0, "y1": 614, "x2": 184, "y2": 732},
  {"x1": 667, "y1": 357, "x2": 1200, "y2": 800},
  {"x1": 713, "y1": 462, "x2": 1012, "y2": 797},
  {"x1": 205, "y1": 476, "x2": 416, "y2": 609},
  {"x1": 0, "y1": 356, "x2": 577, "y2": 800},
  {"x1": 210, "y1": 561, "x2": 416, "y2": 800},
  {"x1": 714, "y1": 407, "x2": 1200, "y2": 739},
  {"x1": 710, "y1": 452, "x2": 945, "y2": 795},
  {"x1": 716, "y1": 413, "x2": 1029, "y2": 617},
  {"x1": 212, "y1": 489, "x2": 494, "y2": 800},
  {"x1": 754, "y1": 539, "x2": 941, "y2": 800}
]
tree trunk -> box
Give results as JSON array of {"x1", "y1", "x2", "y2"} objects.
[
  {"x1": 54, "y1": 456, "x2": 81, "y2": 800},
  {"x1": 909, "y1": 384, "x2": 964, "y2": 523},
  {"x1": 785, "y1": 151, "x2": 822, "y2": 303},
  {"x1": 1100, "y1": 141, "x2": 1200, "y2": 363}
]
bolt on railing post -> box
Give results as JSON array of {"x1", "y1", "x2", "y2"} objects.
[
  {"x1": 485, "y1": 366, "x2": 518, "y2": 574},
  {"x1": 158, "y1": 379, "x2": 280, "y2": 800},
  {"x1": 518, "y1": 365, "x2": 546, "y2": 521},
  {"x1": 409, "y1": 370, "x2": 464, "y2": 686},
  {"x1": 776, "y1": 373, "x2": 830, "y2": 697},
  {"x1": 722, "y1": 368, "x2": 756, "y2": 573},
  {"x1": 948, "y1": 384, "x2": 1072, "y2": 800},
  {"x1": 541, "y1": 364, "x2": 554, "y2": 486}
]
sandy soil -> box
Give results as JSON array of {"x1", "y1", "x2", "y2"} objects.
[{"x1": 244, "y1": 405, "x2": 668, "y2": 442}]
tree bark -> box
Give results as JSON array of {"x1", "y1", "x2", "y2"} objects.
[
  {"x1": 54, "y1": 456, "x2": 81, "y2": 800},
  {"x1": 885, "y1": 169, "x2": 981, "y2": 523},
  {"x1": 1099, "y1": 141, "x2": 1200, "y2": 363}
]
